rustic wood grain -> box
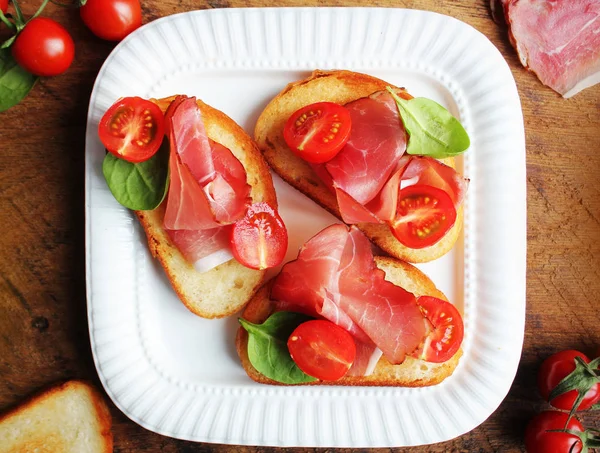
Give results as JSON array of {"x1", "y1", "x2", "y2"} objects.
[{"x1": 0, "y1": 1, "x2": 598, "y2": 452}]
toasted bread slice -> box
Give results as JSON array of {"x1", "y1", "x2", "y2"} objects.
[
  {"x1": 254, "y1": 70, "x2": 463, "y2": 263},
  {"x1": 236, "y1": 256, "x2": 462, "y2": 387},
  {"x1": 136, "y1": 96, "x2": 277, "y2": 319},
  {"x1": 0, "y1": 381, "x2": 112, "y2": 453}
]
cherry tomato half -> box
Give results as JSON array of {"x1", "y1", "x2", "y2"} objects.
[
  {"x1": 524, "y1": 411, "x2": 584, "y2": 453},
  {"x1": 410, "y1": 296, "x2": 464, "y2": 363},
  {"x1": 1, "y1": 0, "x2": 8, "y2": 14},
  {"x1": 390, "y1": 184, "x2": 457, "y2": 249},
  {"x1": 231, "y1": 202, "x2": 288, "y2": 270},
  {"x1": 98, "y1": 97, "x2": 165, "y2": 163},
  {"x1": 12, "y1": 18, "x2": 75, "y2": 77},
  {"x1": 80, "y1": 0, "x2": 142, "y2": 41},
  {"x1": 288, "y1": 319, "x2": 356, "y2": 381},
  {"x1": 538, "y1": 350, "x2": 600, "y2": 411},
  {"x1": 283, "y1": 102, "x2": 352, "y2": 164}
]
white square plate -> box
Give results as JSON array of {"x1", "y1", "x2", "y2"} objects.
[{"x1": 85, "y1": 7, "x2": 526, "y2": 447}]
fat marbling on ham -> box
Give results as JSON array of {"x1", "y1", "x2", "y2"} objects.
[
  {"x1": 271, "y1": 224, "x2": 431, "y2": 376},
  {"x1": 505, "y1": 0, "x2": 600, "y2": 97},
  {"x1": 163, "y1": 97, "x2": 251, "y2": 272}
]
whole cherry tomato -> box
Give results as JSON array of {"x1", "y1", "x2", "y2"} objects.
[
  {"x1": 12, "y1": 18, "x2": 75, "y2": 77},
  {"x1": 80, "y1": 0, "x2": 142, "y2": 41},
  {"x1": 538, "y1": 350, "x2": 600, "y2": 411},
  {"x1": 524, "y1": 411, "x2": 584, "y2": 453},
  {"x1": 1, "y1": 0, "x2": 8, "y2": 14}
]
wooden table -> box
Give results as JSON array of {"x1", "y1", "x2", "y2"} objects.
[{"x1": 1, "y1": 1, "x2": 599, "y2": 451}]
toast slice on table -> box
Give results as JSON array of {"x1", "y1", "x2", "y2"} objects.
[
  {"x1": 236, "y1": 256, "x2": 462, "y2": 387},
  {"x1": 136, "y1": 96, "x2": 277, "y2": 319},
  {"x1": 254, "y1": 69, "x2": 464, "y2": 263},
  {"x1": 0, "y1": 380, "x2": 112, "y2": 453}
]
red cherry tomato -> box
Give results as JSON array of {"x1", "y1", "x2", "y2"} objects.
[
  {"x1": 287, "y1": 320, "x2": 356, "y2": 381},
  {"x1": 524, "y1": 411, "x2": 584, "y2": 453},
  {"x1": 283, "y1": 102, "x2": 352, "y2": 163},
  {"x1": 410, "y1": 296, "x2": 464, "y2": 363},
  {"x1": 80, "y1": 0, "x2": 142, "y2": 41},
  {"x1": 98, "y1": 97, "x2": 165, "y2": 163},
  {"x1": 390, "y1": 184, "x2": 457, "y2": 249},
  {"x1": 1, "y1": 0, "x2": 8, "y2": 14},
  {"x1": 231, "y1": 202, "x2": 288, "y2": 270},
  {"x1": 538, "y1": 350, "x2": 600, "y2": 411},
  {"x1": 12, "y1": 18, "x2": 74, "y2": 77}
]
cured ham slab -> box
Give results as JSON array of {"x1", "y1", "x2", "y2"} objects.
[
  {"x1": 505, "y1": 0, "x2": 600, "y2": 97},
  {"x1": 163, "y1": 97, "x2": 251, "y2": 271},
  {"x1": 271, "y1": 224, "x2": 429, "y2": 376}
]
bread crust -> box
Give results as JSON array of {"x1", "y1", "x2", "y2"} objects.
[
  {"x1": 136, "y1": 96, "x2": 277, "y2": 319},
  {"x1": 236, "y1": 256, "x2": 462, "y2": 387},
  {"x1": 254, "y1": 69, "x2": 463, "y2": 263},
  {"x1": 0, "y1": 380, "x2": 113, "y2": 453}
]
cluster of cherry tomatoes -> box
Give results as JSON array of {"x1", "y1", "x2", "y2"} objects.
[
  {"x1": 525, "y1": 349, "x2": 600, "y2": 453},
  {"x1": 1, "y1": 0, "x2": 142, "y2": 77}
]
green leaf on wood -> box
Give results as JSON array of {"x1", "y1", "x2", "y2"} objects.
[{"x1": 0, "y1": 49, "x2": 37, "y2": 112}]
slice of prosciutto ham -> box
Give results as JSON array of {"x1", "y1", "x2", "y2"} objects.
[
  {"x1": 324, "y1": 92, "x2": 408, "y2": 205},
  {"x1": 166, "y1": 227, "x2": 234, "y2": 273},
  {"x1": 505, "y1": 0, "x2": 600, "y2": 98},
  {"x1": 315, "y1": 90, "x2": 468, "y2": 243},
  {"x1": 164, "y1": 98, "x2": 250, "y2": 229},
  {"x1": 163, "y1": 97, "x2": 251, "y2": 271},
  {"x1": 271, "y1": 224, "x2": 430, "y2": 376}
]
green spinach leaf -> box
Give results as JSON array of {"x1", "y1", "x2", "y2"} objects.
[
  {"x1": 0, "y1": 49, "x2": 37, "y2": 112},
  {"x1": 387, "y1": 87, "x2": 470, "y2": 159},
  {"x1": 102, "y1": 140, "x2": 170, "y2": 211},
  {"x1": 239, "y1": 311, "x2": 317, "y2": 385}
]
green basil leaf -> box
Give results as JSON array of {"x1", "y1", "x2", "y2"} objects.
[
  {"x1": 387, "y1": 87, "x2": 470, "y2": 159},
  {"x1": 102, "y1": 140, "x2": 170, "y2": 211},
  {"x1": 239, "y1": 311, "x2": 317, "y2": 385},
  {"x1": 0, "y1": 49, "x2": 37, "y2": 112}
]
